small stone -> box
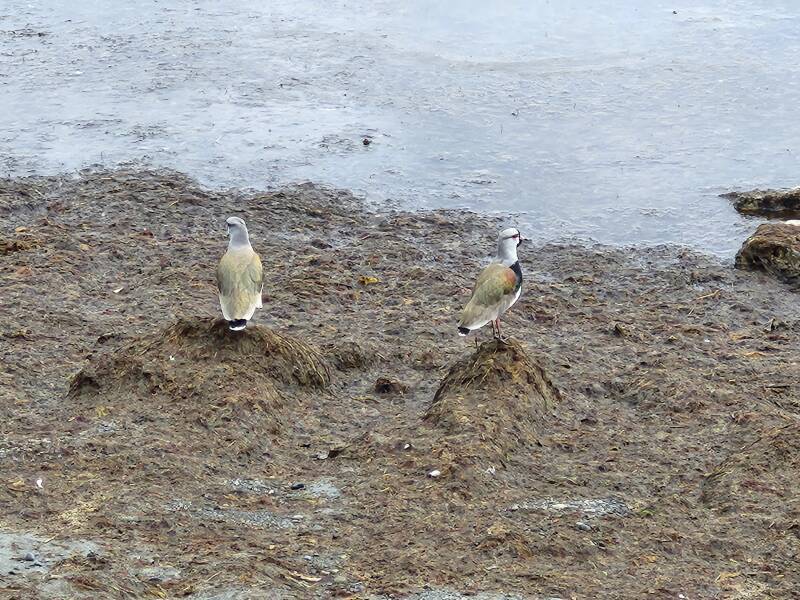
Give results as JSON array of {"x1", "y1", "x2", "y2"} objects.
[
  {"x1": 575, "y1": 521, "x2": 592, "y2": 531},
  {"x1": 310, "y1": 238, "x2": 332, "y2": 249},
  {"x1": 374, "y1": 377, "x2": 408, "y2": 395},
  {"x1": 333, "y1": 574, "x2": 347, "y2": 584},
  {"x1": 23, "y1": 552, "x2": 36, "y2": 562},
  {"x1": 428, "y1": 469, "x2": 441, "y2": 478},
  {"x1": 291, "y1": 514, "x2": 304, "y2": 521},
  {"x1": 290, "y1": 482, "x2": 305, "y2": 490},
  {"x1": 362, "y1": 138, "x2": 371, "y2": 146},
  {"x1": 140, "y1": 566, "x2": 182, "y2": 583},
  {"x1": 587, "y1": 382, "x2": 605, "y2": 397}
]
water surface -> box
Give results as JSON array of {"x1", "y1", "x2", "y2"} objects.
[{"x1": 2, "y1": 0, "x2": 800, "y2": 255}]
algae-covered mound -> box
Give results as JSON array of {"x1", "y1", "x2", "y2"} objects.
[
  {"x1": 68, "y1": 317, "x2": 332, "y2": 439},
  {"x1": 735, "y1": 223, "x2": 800, "y2": 284},
  {"x1": 425, "y1": 339, "x2": 560, "y2": 465},
  {"x1": 701, "y1": 423, "x2": 800, "y2": 514}
]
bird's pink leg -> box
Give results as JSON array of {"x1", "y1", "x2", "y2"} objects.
[{"x1": 497, "y1": 318, "x2": 509, "y2": 343}]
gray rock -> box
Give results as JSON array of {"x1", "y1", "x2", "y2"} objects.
[
  {"x1": 168, "y1": 499, "x2": 294, "y2": 529},
  {"x1": 96, "y1": 421, "x2": 118, "y2": 435},
  {"x1": 0, "y1": 531, "x2": 101, "y2": 580},
  {"x1": 187, "y1": 588, "x2": 292, "y2": 600},
  {"x1": 509, "y1": 496, "x2": 631, "y2": 518},
  {"x1": 227, "y1": 478, "x2": 276, "y2": 495},
  {"x1": 306, "y1": 479, "x2": 342, "y2": 500},
  {"x1": 140, "y1": 565, "x2": 181, "y2": 583},
  {"x1": 370, "y1": 591, "x2": 530, "y2": 600}
]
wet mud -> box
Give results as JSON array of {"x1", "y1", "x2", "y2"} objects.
[{"x1": 1, "y1": 169, "x2": 800, "y2": 599}]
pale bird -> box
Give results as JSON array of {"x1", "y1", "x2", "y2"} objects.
[
  {"x1": 457, "y1": 227, "x2": 525, "y2": 342},
  {"x1": 217, "y1": 217, "x2": 263, "y2": 331}
]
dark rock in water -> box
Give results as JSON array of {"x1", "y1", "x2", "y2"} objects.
[
  {"x1": 722, "y1": 187, "x2": 800, "y2": 217},
  {"x1": 425, "y1": 339, "x2": 560, "y2": 466},
  {"x1": 735, "y1": 223, "x2": 800, "y2": 284}
]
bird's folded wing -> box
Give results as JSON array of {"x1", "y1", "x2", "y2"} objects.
[
  {"x1": 217, "y1": 250, "x2": 263, "y2": 319},
  {"x1": 248, "y1": 253, "x2": 263, "y2": 290},
  {"x1": 459, "y1": 264, "x2": 517, "y2": 326},
  {"x1": 470, "y1": 263, "x2": 517, "y2": 303}
]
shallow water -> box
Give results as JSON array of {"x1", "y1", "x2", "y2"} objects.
[{"x1": 2, "y1": 0, "x2": 799, "y2": 255}]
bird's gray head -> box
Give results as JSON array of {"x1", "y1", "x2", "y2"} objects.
[
  {"x1": 496, "y1": 227, "x2": 524, "y2": 265},
  {"x1": 225, "y1": 216, "x2": 251, "y2": 248}
]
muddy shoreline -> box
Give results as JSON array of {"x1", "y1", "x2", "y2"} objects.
[{"x1": 1, "y1": 169, "x2": 799, "y2": 599}]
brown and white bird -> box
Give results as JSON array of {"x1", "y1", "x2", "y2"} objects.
[
  {"x1": 216, "y1": 217, "x2": 263, "y2": 331},
  {"x1": 457, "y1": 227, "x2": 525, "y2": 341}
]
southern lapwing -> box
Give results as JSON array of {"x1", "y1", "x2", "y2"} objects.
[
  {"x1": 457, "y1": 227, "x2": 525, "y2": 342},
  {"x1": 216, "y1": 217, "x2": 263, "y2": 331}
]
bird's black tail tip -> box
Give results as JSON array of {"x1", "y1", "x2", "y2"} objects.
[
  {"x1": 457, "y1": 326, "x2": 470, "y2": 336},
  {"x1": 229, "y1": 319, "x2": 247, "y2": 331}
]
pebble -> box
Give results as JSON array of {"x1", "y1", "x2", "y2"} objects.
[
  {"x1": 23, "y1": 552, "x2": 36, "y2": 562},
  {"x1": 428, "y1": 469, "x2": 441, "y2": 478},
  {"x1": 290, "y1": 482, "x2": 305, "y2": 490},
  {"x1": 576, "y1": 521, "x2": 592, "y2": 531}
]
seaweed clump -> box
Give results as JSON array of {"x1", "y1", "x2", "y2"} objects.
[
  {"x1": 425, "y1": 339, "x2": 560, "y2": 468},
  {"x1": 68, "y1": 317, "x2": 332, "y2": 443}
]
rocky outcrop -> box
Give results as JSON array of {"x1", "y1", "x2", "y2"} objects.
[
  {"x1": 723, "y1": 187, "x2": 800, "y2": 216},
  {"x1": 735, "y1": 223, "x2": 800, "y2": 284}
]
